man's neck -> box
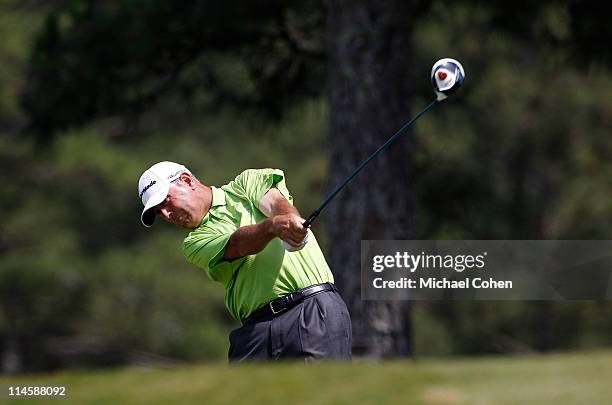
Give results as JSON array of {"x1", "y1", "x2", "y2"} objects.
[{"x1": 198, "y1": 185, "x2": 213, "y2": 222}]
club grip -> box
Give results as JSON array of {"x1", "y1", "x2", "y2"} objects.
[{"x1": 302, "y1": 211, "x2": 320, "y2": 228}]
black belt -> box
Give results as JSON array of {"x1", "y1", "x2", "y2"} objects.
[{"x1": 243, "y1": 282, "x2": 336, "y2": 324}]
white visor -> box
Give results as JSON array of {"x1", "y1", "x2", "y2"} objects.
[{"x1": 138, "y1": 161, "x2": 190, "y2": 227}]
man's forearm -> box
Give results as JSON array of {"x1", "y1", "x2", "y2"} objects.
[
  {"x1": 224, "y1": 219, "x2": 275, "y2": 261},
  {"x1": 271, "y1": 196, "x2": 300, "y2": 217}
]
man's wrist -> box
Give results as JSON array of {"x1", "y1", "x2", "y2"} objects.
[{"x1": 262, "y1": 217, "x2": 277, "y2": 238}]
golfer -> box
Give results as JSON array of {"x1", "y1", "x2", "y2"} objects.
[{"x1": 138, "y1": 161, "x2": 352, "y2": 361}]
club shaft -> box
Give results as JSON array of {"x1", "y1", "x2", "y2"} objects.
[{"x1": 303, "y1": 99, "x2": 439, "y2": 228}]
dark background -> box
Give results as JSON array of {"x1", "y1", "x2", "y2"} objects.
[{"x1": 1, "y1": 0, "x2": 611, "y2": 372}]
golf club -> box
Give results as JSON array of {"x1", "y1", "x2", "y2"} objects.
[{"x1": 302, "y1": 58, "x2": 465, "y2": 229}]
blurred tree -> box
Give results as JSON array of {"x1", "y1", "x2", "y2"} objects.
[
  {"x1": 21, "y1": 0, "x2": 326, "y2": 136},
  {"x1": 21, "y1": 0, "x2": 612, "y2": 139},
  {"x1": 10, "y1": 0, "x2": 612, "y2": 368},
  {"x1": 326, "y1": 0, "x2": 431, "y2": 357}
]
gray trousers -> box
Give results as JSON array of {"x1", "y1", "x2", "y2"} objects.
[{"x1": 228, "y1": 290, "x2": 352, "y2": 362}]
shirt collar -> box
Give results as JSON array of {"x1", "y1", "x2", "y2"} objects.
[
  {"x1": 210, "y1": 186, "x2": 226, "y2": 207},
  {"x1": 197, "y1": 186, "x2": 226, "y2": 227}
]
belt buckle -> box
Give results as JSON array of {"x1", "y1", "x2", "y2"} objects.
[
  {"x1": 269, "y1": 295, "x2": 292, "y2": 315},
  {"x1": 269, "y1": 300, "x2": 284, "y2": 315}
]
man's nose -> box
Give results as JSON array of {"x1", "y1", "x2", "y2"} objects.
[{"x1": 159, "y1": 207, "x2": 172, "y2": 220}]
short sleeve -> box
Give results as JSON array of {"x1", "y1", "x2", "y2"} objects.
[
  {"x1": 228, "y1": 169, "x2": 293, "y2": 207},
  {"x1": 182, "y1": 227, "x2": 245, "y2": 286}
]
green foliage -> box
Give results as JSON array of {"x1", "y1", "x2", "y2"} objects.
[
  {"x1": 22, "y1": 0, "x2": 325, "y2": 135},
  {"x1": 0, "y1": 2, "x2": 42, "y2": 126},
  {"x1": 411, "y1": 1, "x2": 612, "y2": 240},
  {"x1": 86, "y1": 231, "x2": 229, "y2": 360}
]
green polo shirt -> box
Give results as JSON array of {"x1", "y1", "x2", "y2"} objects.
[{"x1": 182, "y1": 169, "x2": 333, "y2": 321}]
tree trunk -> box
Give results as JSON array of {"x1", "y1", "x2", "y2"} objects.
[{"x1": 326, "y1": 0, "x2": 420, "y2": 357}]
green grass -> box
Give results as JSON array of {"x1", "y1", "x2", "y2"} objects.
[{"x1": 2, "y1": 350, "x2": 611, "y2": 404}]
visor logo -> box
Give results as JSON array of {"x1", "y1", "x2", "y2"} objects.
[
  {"x1": 168, "y1": 169, "x2": 183, "y2": 180},
  {"x1": 139, "y1": 180, "x2": 156, "y2": 199}
]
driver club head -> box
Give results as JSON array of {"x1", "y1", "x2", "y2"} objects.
[{"x1": 431, "y1": 58, "x2": 465, "y2": 101}]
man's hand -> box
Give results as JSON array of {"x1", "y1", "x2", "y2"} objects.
[
  {"x1": 271, "y1": 213, "x2": 308, "y2": 247},
  {"x1": 261, "y1": 188, "x2": 309, "y2": 250}
]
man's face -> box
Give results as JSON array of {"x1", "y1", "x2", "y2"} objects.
[{"x1": 154, "y1": 177, "x2": 201, "y2": 229}]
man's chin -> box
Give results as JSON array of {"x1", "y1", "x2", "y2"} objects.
[
  {"x1": 177, "y1": 219, "x2": 198, "y2": 230},
  {"x1": 167, "y1": 214, "x2": 200, "y2": 229}
]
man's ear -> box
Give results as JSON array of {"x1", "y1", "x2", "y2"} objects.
[{"x1": 180, "y1": 172, "x2": 196, "y2": 189}]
